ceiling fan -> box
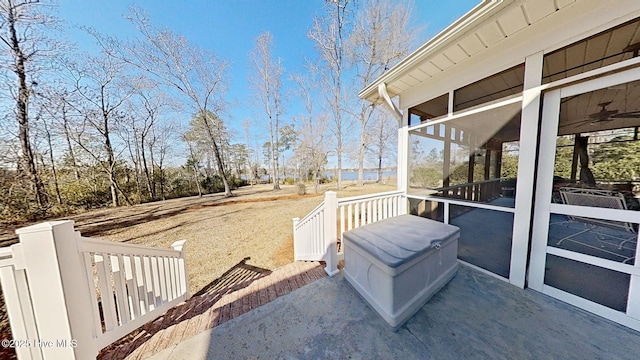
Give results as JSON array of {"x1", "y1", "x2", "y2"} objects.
[{"x1": 561, "y1": 102, "x2": 640, "y2": 128}]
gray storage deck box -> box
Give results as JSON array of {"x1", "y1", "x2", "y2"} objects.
[{"x1": 343, "y1": 214, "x2": 459, "y2": 330}]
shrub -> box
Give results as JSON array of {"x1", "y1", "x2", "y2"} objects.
[
  {"x1": 296, "y1": 182, "x2": 306, "y2": 195},
  {"x1": 284, "y1": 177, "x2": 295, "y2": 185}
]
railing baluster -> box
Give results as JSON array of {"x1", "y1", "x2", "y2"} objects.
[
  {"x1": 111, "y1": 254, "x2": 129, "y2": 325},
  {"x1": 373, "y1": 199, "x2": 378, "y2": 222},
  {"x1": 444, "y1": 202, "x2": 451, "y2": 224},
  {"x1": 165, "y1": 257, "x2": 174, "y2": 300},
  {"x1": 141, "y1": 256, "x2": 153, "y2": 312},
  {"x1": 354, "y1": 203, "x2": 360, "y2": 228},
  {"x1": 382, "y1": 198, "x2": 388, "y2": 219},
  {"x1": 95, "y1": 253, "x2": 117, "y2": 331},
  {"x1": 164, "y1": 257, "x2": 172, "y2": 301},
  {"x1": 392, "y1": 196, "x2": 398, "y2": 216},
  {"x1": 340, "y1": 205, "x2": 345, "y2": 241},
  {"x1": 150, "y1": 257, "x2": 161, "y2": 308},
  {"x1": 84, "y1": 252, "x2": 103, "y2": 335},
  {"x1": 124, "y1": 255, "x2": 141, "y2": 319},
  {"x1": 170, "y1": 257, "x2": 178, "y2": 300},
  {"x1": 313, "y1": 213, "x2": 317, "y2": 254},
  {"x1": 348, "y1": 204, "x2": 353, "y2": 231},
  {"x1": 157, "y1": 257, "x2": 167, "y2": 303},
  {"x1": 320, "y1": 211, "x2": 325, "y2": 254}
]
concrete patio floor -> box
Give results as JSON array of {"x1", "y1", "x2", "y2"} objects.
[{"x1": 150, "y1": 264, "x2": 640, "y2": 359}]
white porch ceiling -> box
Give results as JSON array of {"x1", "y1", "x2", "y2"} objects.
[{"x1": 359, "y1": 0, "x2": 577, "y2": 103}]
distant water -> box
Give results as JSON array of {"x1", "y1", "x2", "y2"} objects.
[
  {"x1": 325, "y1": 170, "x2": 397, "y2": 181},
  {"x1": 243, "y1": 170, "x2": 396, "y2": 181}
]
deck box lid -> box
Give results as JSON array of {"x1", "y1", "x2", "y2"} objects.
[{"x1": 343, "y1": 214, "x2": 459, "y2": 268}]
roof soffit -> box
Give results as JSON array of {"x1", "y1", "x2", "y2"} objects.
[{"x1": 359, "y1": 0, "x2": 577, "y2": 103}]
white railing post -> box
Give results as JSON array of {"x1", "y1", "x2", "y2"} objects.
[
  {"x1": 15, "y1": 221, "x2": 97, "y2": 359},
  {"x1": 292, "y1": 217, "x2": 301, "y2": 261},
  {"x1": 323, "y1": 191, "x2": 339, "y2": 276},
  {"x1": 171, "y1": 239, "x2": 189, "y2": 298}
]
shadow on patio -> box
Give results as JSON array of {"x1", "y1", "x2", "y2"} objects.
[
  {"x1": 151, "y1": 265, "x2": 640, "y2": 359},
  {"x1": 98, "y1": 260, "x2": 326, "y2": 360}
]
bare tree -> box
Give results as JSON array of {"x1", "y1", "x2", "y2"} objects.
[
  {"x1": 349, "y1": 0, "x2": 416, "y2": 186},
  {"x1": 367, "y1": 109, "x2": 397, "y2": 182},
  {"x1": 249, "y1": 32, "x2": 285, "y2": 190},
  {"x1": 308, "y1": 0, "x2": 352, "y2": 190},
  {"x1": 241, "y1": 118, "x2": 256, "y2": 186},
  {"x1": 149, "y1": 121, "x2": 174, "y2": 201},
  {"x1": 122, "y1": 82, "x2": 175, "y2": 201},
  {"x1": 183, "y1": 132, "x2": 203, "y2": 197},
  {"x1": 102, "y1": 8, "x2": 234, "y2": 196},
  {"x1": 38, "y1": 110, "x2": 62, "y2": 203},
  {"x1": 67, "y1": 54, "x2": 135, "y2": 207},
  {"x1": 31, "y1": 84, "x2": 68, "y2": 205},
  {"x1": 57, "y1": 90, "x2": 82, "y2": 180},
  {"x1": 0, "y1": 0, "x2": 60, "y2": 209},
  {"x1": 292, "y1": 71, "x2": 328, "y2": 193}
]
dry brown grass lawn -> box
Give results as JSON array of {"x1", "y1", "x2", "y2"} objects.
[
  {"x1": 0, "y1": 180, "x2": 397, "y2": 358},
  {"x1": 0, "y1": 180, "x2": 397, "y2": 295}
]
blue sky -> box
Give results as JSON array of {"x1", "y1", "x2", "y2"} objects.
[{"x1": 56, "y1": 0, "x2": 479, "y2": 165}]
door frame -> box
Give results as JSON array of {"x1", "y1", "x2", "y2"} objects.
[{"x1": 528, "y1": 67, "x2": 640, "y2": 330}]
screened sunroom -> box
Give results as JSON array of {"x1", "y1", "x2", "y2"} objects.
[{"x1": 359, "y1": 0, "x2": 640, "y2": 331}]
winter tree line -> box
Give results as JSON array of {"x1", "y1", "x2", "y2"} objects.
[{"x1": 0, "y1": 0, "x2": 418, "y2": 224}]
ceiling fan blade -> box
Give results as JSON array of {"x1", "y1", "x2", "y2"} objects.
[
  {"x1": 560, "y1": 119, "x2": 590, "y2": 128},
  {"x1": 612, "y1": 111, "x2": 640, "y2": 118}
]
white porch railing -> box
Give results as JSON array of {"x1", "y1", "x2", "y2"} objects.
[
  {"x1": 293, "y1": 190, "x2": 406, "y2": 276},
  {"x1": 435, "y1": 178, "x2": 504, "y2": 202},
  {"x1": 0, "y1": 220, "x2": 188, "y2": 359}
]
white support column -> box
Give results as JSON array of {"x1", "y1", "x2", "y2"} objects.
[
  {"x1": 511, "y1": 51, "x2": 544, "y2": 289},
  {"x1": 171, "y1": 239, "x2": 189, "y2": 298},
  {"x1": 323, "y1": 191, "x2": 339, "y2": 276},
  {"x1": 628, "y1": 232, "x2": 640, "y2": 320},
  {"x1": 398, "y1": 108, "x2": 410, "y2": 213},
  {"x1": 15, "y1": 221, "x2": 97, "y2": 359}
]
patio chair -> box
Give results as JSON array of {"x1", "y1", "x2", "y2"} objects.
[{"x1": 556, "y1": 187, "x2": 637, "y2": 263}]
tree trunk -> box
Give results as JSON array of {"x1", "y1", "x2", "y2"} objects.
[
  {"x1": 194, "y1": 165, "x2": 202, "y2": 197},
  {"x1": 44, "y1": 121, "x2": 62, "y2": 205},
  {"x1": 9, "y1": 3, "x2": 47, "y2": 208},
  {"x1": 141, "y1": 138, "x2": 154, "y2": 199},
  {"x1": 127, "y1": 129, "x2": 143, "y2": 203},
  {"x1": 61, "y1": 103, "x2": 81, "y2": 181},
  {"x1": 202, "y1": 113, "x2": 233, "y2": 196},
  {"x1": 102, "y1": 110, "x2": 119, "y2": 207},
  {"x1": 270, "y1": 130, "x2": 280, "y2": 190},
  {"x1": 357, "y1": 118, "x2": 366, "y2": 186},
  {"x1": 334, "y1": 72, "x2": 343, "y2": 191},
  {"x1": 159, "y1": 167, "x2": 165, "y2": 200},
  {"x1": 211, "y1": 139, "x2": 232, "y2": 195},
  {"x1": 148, "y1": 144, "x2": 156, "y2": 198}
]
